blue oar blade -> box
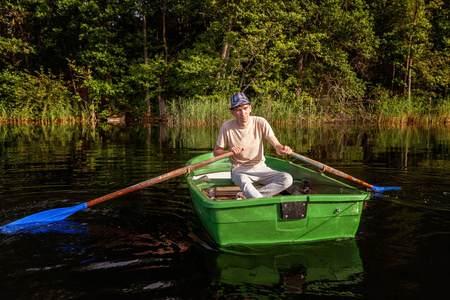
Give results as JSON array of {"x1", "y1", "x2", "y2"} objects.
[
  {"x1": 6, "y1": 221, "x2": 89, "y2": 235},
  {"x1": 371, "y1": 185, "x2": 402, "y2": 193},
  {"x1": 0, "y1": 203, "x2": 87, "y2": 234}
]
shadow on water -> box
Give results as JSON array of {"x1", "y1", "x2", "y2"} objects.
[
  {"x1": 1, "y1": 220, "x2": 365, "y2": 299},
  {"x1": 0, "y1": 122, "x2": 449, "y2": 299}
]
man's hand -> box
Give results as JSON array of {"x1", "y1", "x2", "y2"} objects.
[
  {"x1": 267, "y1": 135, "x2": 292, "y2": 156},
  {"x1": 214, "y1": 145, "x2": 243, "y2": 156},
  {"x1": 231, "y1": 145, "x2": 244, "y2": 155},
  {"x1": 277, "y1": 145, "x2": 293, "y2": 156}
]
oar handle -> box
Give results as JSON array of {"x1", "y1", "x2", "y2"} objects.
[
  {"x1": 86, "y1": 152, "x2": 234, "y2": 208},
  {"x1": 290, "y1": 152, "x2": 401, "y2": 193}
]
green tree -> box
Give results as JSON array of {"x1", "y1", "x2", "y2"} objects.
[
  {"x1": 174, "y1": 0, "x2": 378, "y2": 117},
  {"x1": 0, "y1": 1, "x2": 36, "y2": 69},
  {"x1": 296, "y1": 0, "x2": 378, "y2": 113},
  {"x1": 0, "y1": 0, "x2": 448, "y2": 123},
  {"x1": 370, "y1": 0, "x2": 449, "y2": 99}
]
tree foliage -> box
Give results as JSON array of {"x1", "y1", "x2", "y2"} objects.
[{"x1": 0, "y1": 0, "x2": 448, "y2": 122}]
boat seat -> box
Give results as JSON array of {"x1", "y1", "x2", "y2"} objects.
[
  {"x1": 202, "y1": 186, "x2": 245, "y2": 200},
  {"x1": 201, "y1": 180, "x2": 314, "y2": 201},
  {"x1": 202, "y1": 186, "x2": 285, "y2": 200}
]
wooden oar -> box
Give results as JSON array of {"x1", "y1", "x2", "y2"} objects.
[
  {"x1": 290, "y1": 152, "x2": 401, "y2": 193},
  {"x1": 1, "y1": 152, "x2": 234, "y2": 234}
]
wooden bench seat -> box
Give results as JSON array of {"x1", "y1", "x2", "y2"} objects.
[{"x1": 202, "y1": 186, "x2": 244, "y2": 200}]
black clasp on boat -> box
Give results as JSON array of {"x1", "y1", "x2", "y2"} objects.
[
  {"x1": 301, "y1": 180, "x2": 312, "y2": 194},
  {"x1": 281, "y1": 201, "x2": 308, "y2": 220}
]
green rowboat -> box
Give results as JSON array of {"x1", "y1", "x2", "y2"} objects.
[{"x1": 185, "y1": 153, "x2": 370, "y2": 246}]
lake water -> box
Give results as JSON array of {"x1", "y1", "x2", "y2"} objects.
[{"x1": 0, "y1": 123, "x2": 449, "y2": 299}]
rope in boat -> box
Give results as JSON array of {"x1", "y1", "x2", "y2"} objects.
[{"x1": 293, "y1": 201, "x2": 360, "y2": 242}]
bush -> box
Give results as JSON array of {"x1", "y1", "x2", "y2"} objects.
[{"x1": 0, "y1": 69, "x2": 79, "y2": 122}]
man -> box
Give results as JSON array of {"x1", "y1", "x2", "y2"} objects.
[{"x1": 213, "y1": 92, "x2": 293, "y2": 199}]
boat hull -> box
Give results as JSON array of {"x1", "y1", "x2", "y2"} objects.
[{"x1": 186, "y1": 153, "x2": 369, "y2": 246}]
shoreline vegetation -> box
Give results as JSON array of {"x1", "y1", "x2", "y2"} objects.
[
  {"x1": 164, "y1": 97, "x2": 450, "y2": 127},
  {"x1": 1, "y1": 95, "x2": 449, "y2": 126},
  {"x1": 1, "y1": 1, "x2": 449, "y2": 126},
  {"x1": 0, "y1": 95, "x2": 449, "y2": 126}
]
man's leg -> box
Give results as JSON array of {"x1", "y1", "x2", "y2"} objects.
[
  {"x1": 231, "y1": 168, "x2": 263, "y2": 199},
  {"x1": 254, "y1": 167, "x2": 293, "y2": 198},
  {"x1": 232, "y1": 167, "x2": 293, "y2": 199}
]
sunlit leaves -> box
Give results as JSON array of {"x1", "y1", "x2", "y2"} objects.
[{"x1": 0, "y1": 0, "x2": 448, "y2": 122}]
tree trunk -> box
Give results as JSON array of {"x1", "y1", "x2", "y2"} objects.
[
  {"x1": 159, "y1": 0, "x2": 167, "y2": 118},
  {"x1": 405, "y1": 5, "x2": 419, "y2": 102},
  {"x1": 162, "y1": 1, "x2": 168, "y2": 64},
  {"x1": 405, "y1": 34, "x2": 413, "y2": 102},
  {"x1": 296, "y1": 53, "x2": 306, "y2": 97},
  {"x1": 408, "y1": 56, "x2": 412, "y2": 102},
  {"x1": 216, "y1": 19, "x2": 233, "y2": 80},
  {"x1": 87, "y1": 66, "x2": 96, "y2": 124},
  {"x1": 142, "y1": 2, "x2": 151, "y2": 116}
]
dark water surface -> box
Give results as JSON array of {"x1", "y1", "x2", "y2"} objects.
[{"x1": 0, "y1": 123, "x2": 449, "y2": 299}]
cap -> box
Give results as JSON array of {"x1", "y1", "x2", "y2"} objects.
[{"x1": 230, "y1": 92, "x2": 251, "y2": 109}]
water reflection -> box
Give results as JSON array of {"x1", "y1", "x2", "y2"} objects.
[
  {"x1": 205, "y1": 240, "x2": 364, "y2": 298},
  {"x1": 0, "y1": 123, "x2": 449, "y2": 299}
]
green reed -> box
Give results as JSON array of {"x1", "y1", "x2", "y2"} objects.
[
  {"x1": 376, "y1": 95, "x2": 450, "y2": 125},
  {"x1": 166, "y1": 97, "x2": 231, "y2": 126},
  {"x1": 166, "y1": 94, "x2": 449, "y2": 126},
  {"x1": 165, "y1": 94, "x2": 326, "y2": 126}
]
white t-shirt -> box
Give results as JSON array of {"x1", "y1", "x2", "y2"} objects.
[{"x1": 216, "y1": 116, "x2": 275, "y2": 169}]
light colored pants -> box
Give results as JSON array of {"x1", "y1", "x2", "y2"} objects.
[{"x1": 231, "y1": 166, "x2": 293, "y2": 199}]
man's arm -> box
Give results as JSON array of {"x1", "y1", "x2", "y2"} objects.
[
  {"x1": 267, "y1": 135, "x2": 293, "y2": 156},
  {"x1": 213, "y1": 145, "x2": 227, "y2": 156},
  {"x1": 214, "y1": 144, "x2": 244, "y2": 156}
]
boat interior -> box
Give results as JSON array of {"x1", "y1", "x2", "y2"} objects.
[
  {"x1": 200, "y1": 180, "x2": 311, "y2": 201},
  {"x1": 193, "y1": 171, "x2": 365, "y2": 201},
  {"x1": 193, "y1": 171, "x2": 313, "y2": 201}
]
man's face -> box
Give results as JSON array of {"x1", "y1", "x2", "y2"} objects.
[{"x1": 230, "y1": 104, "x2": 251, "y2": 125}]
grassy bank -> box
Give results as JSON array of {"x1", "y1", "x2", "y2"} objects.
[
  {"x1": 1, "y1": 87, "x2": 449, "y2": 126},
  {"x1": 375, "y1": 95, "x2": 450, "y2": 125},
  {"x1": 166, "y1": 96, "x2": 450, "y2": 126}
]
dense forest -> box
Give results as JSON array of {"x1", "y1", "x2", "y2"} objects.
[{"x1": 1, "y1": 0, "x2": 449, "y2": 124}]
